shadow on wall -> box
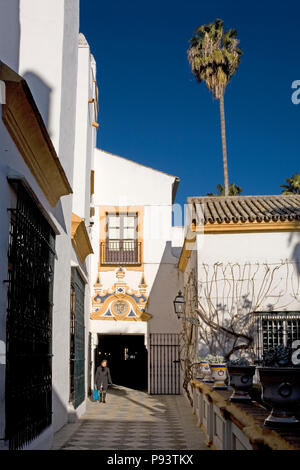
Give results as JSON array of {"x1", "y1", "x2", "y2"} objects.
[
  {"x1": 22, "y1": 72, "x2": 70, "y2": 234},
  {"x1": 23, "y1": 71, "x2": 52, "y2": 134},
  {"x1": 51, "y1": 199, "x2": 69, "y2": 235},
  {"x1": 146, "y1": 241, "x2": 182, "y2": 332},
  {"x1": 0, "y1": 0, "x2": 20, "y2": 72},
  {"x1": 52, "y1": 386, "x2": 69, "y2": 437}
]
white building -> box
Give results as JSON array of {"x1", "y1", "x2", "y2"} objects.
[
  {"x1": 0, "y1": 0, "x2": 98, "y2": 450},
  {"x1": 70, "y1": 31, "x2": 98, "y2": 419},
  {"x1": 179, "y1": 195, "x2": 300, "y2": 362},
  {"x1": 90, "y1": 149, "x2": 183, "y2": 394}
]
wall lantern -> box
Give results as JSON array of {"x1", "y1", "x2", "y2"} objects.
[
  {"x1": 173, "y1": 291, "x2": 185, "y2": 318},
  {"x1": 173, "y1": 290, "x2": 200, "y2": 327}
]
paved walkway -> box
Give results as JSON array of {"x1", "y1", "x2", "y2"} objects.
[{"x1": 52, "y1": 385, "x2": 209, "y2": 450}]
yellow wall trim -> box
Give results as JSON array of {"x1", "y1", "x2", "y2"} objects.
[
  {"x1": 178, "y1": 228, "x2": 196, "y2": 273},
  {"x1": 90, "y1": 170, "x2": 95, "y2": 195},
  {"x1": 71, "y1": 213, "x2": 93, "y2": 264},
  {"x1": 0, "y1": 62, "x2": 72, "y2": 207},
  {"x1": 196, "y1": 219, "x2": 300, "y2": 234},
  {"x1": 91, "y1": 293, "x2": 151, "y2": 322}
]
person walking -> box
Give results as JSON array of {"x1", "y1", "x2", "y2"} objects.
[{"x1": 94, "y1": 359, "x2": 112, "y2": 403}]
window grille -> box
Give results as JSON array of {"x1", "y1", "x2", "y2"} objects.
[
  {"x1": 69, "y1": 268, "x2": 85, "y2": 409},
  {"x1": 5, "y1": 181, "x2": 55, "y2": 450},
  {"x1": 255, "y1": 312, "x2": 300, "y2": 362}
]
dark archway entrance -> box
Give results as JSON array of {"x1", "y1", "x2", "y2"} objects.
[{"x1": 95, "y1": 334, "x2": 148, "y2": 390}]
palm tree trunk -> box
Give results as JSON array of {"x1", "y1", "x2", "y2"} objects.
[{"x1": 219, "y1": 93, "x2": 229, "y2": 196}]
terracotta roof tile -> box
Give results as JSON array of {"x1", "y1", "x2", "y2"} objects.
[{"x1": 188, "y1": 195, "x2": 300, "y2": 225}]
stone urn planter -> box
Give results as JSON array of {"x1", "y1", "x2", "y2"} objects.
[
  {"x1": 201, "y1": 361, "x2": 214, "y2": 383},
  {"x1": 258, "y1": 367, "x2": 300, "y2": 428},
  {"x1": 210, "y1": 364, "x2": 228, "y2": 390},
  {"x1": 195, "y1": 361, "x2": 205, "y2": 380},
  {"x1": 206, "y1": 354, "x2": 228, "y2": 390},
  {"x1": 227, "y1": 358, "x2": 256, "y2": 402},
  {"x1": 258, "y1": 345, "x2": 300, "y2": 428}
]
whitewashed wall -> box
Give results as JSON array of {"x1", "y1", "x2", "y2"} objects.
[
  {"x1": 73, "y1": 34, "x2": 95, "y2": 220},
  {"x1": 197, "y1": 231, "x2": 298, "y2": 264},
  {"x1": 17, "y1": 0, "x2": 79, "y2": 438},
  {"x1": 0, "y1": 0, "x2": 99, "y2": 449},
  {"x1": 191, "y1": 230, "x2": 300, "y2": 358},
  {"x1": 197, "y1": 231, "x2": 299, "y2": 310},
  {"x1": 93, "y1": 150, "x2": 175, "y2": 206},
  {"x1": 71, "y1": 33, "x2": 98, "y2": 420},
  {"x1": 91, "y1": 149, "x2": 182, "y2": 330}
]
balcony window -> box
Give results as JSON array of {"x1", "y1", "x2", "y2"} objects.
[{"x1": 101, "y1": 212, "x2": 141, "y2": 265}]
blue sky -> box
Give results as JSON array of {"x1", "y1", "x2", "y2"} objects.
[{"x1": 80, "y1": 0, "x2": 300, "y2": 207}]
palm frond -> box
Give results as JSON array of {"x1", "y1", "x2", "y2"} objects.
[
  {"x1": 187, "y1": 18, "x2": 242, "y2": 99},
  {"x1": 207, "y1": 183, "x2": 243, "y2": 196},
  {"x1": 280, "y1": 174, "x2": 300, "y2": 194}
]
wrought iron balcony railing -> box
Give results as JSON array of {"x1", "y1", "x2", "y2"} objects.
[{"x1": 100, "y1": 240, "x2": 142, "y2": 265}]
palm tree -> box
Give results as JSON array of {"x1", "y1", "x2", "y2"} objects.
[
  {"x1": 207, "y1": 183, "x2": 243, "y2": 196},
  {"x1": 280, "y1": 173, "x2": 300, "y2": 195},
  {"x1": 188, "y1": 19, "x2": 242, "y2": 196}
]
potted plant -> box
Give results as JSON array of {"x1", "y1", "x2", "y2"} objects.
[
  {"x1": 257, "y1": 345, "x2": 300, "y2": 428},
  {"x1": 206, "y1": 354, "x2": 228, "y2": 390},
  {"x1": 227, "y1": 357, "x2": 256, "y2": 402}
]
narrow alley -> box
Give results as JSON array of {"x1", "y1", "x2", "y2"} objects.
[{"x1": 52, "y1": 385, "x2": 209, "y2": 451}]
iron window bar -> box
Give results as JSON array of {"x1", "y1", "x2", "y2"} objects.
[
  {"x1": 5, "y1": 182, "x2": 55, "y2": 450},
  {"x1": 100, "y1": 240, "x2": 142, "y2": 265},
  {"x1": 254, "y1": 311, "x2": 300, "y2": 363},
  {"x1": 69, "y1": 268, "x2": 86, "y2": 409}
]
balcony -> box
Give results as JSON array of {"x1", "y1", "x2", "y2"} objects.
[{"x1": 100, "y1": 240, "x2": 142, "y2": 265}]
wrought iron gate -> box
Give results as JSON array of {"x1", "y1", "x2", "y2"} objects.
[
  {"x1": 149, "y1": 333, "x2": 180, "y2": 394},
  {"x1": 70, "y1": 268, "x2": 85, "y2": 409},
  {"x1": 5, "y1": 181, "x2": 55, "y2": 450}
]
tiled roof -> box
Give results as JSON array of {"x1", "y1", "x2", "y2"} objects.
[{"x1": 188, "y1": 195, "x2": 300, "y2": 225}]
